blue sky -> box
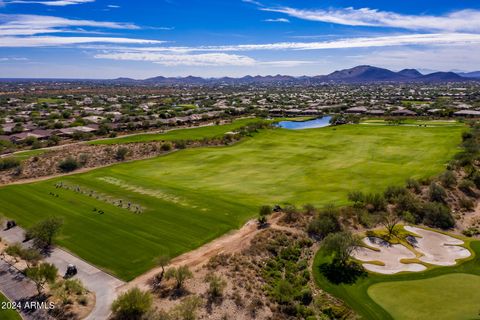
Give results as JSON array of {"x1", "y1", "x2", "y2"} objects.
[{"x1": 1, "y1": 0, "x2": 480, "y2": 78}]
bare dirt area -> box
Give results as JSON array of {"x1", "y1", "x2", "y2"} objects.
[
  {"x1": 124, "y1": 212, "x2": 351, "y2": 320},
  {"x1": 126, "y1": 213, "x2": 296, "y2": 291}
]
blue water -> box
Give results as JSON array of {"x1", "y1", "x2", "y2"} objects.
[{"x1": 277, "y1": 116, "x2": 332, "y2": 130}]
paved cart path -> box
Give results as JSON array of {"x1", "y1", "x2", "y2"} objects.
[{"x1": 0, "y1": 226, "x2": 124, "y2": 320}]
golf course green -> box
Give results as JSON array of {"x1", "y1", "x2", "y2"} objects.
[
  {"x1": 313, "y1": 240, "x2": 480, "y2": 320},
  {"x1": 369, "y1": 273, "x2": 480, "y2": 320},
  {"x1": 0, "y1": 123, "x2": 465, "y2": 280},
  {"x1": 89, "y1": 117, "x2": 259, "y2": 145}
]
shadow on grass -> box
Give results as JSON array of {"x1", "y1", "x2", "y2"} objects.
[{"x1": 319, "y1": 259, "x2": 367, "y2": 285}]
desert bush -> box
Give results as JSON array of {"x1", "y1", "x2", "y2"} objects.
[
  {"x1": 259, "y1": 205, "x2": 272, "y2": 217},
  {"x1": 175, "y1": 140, "x2": 187, "y2": 149},
  {"x1": 459, "y1": 197, "x2": 474, "y2": 210},
  {"x1": 282, "y1": 205, "x2": 300, "y2": 223},
  {"x1": 439, "y1": 170, "x2": 457, "y2": 188},
  {"x1": 383, "y1": 185, "x2": 408, "y2": 202},
  {"x1": 462, "y1": 227, "x2": 480, "y2": 237},
  {"x1": 160, "y1": 142, "x2": 173, "y2": 151},
  {"x1": 307, "y1": 204, "x2": 341, "y2": 239},
  {"x1": 0, "y1": 157, "x2": 20, "y2": 171},
  {"x1": 78, "y1": 153, "x2": 89, "y2": 166},
  {"x1": 58, "y1": 157, "x2": 79, "y2": 172},
  {"x1": 429, "y1": 182, "x2": 447, "y2": 203},
  {"x1": 205, "y1": 273, "x2": 227, "y2": 300},
  {"x1": 459, "y1": 179, "x2": 476, "y2": 196},
  {"x1": 347, "y1": 191, "x2": 364, "y2": 207},
  {"x1": 111, "y1": 288, "x2": 152, "y2": 320},
  {"x1": 363, "y1": 193, "x2": 386, "y2": 213},
  {"x1": 115, "y1": 147, "x2": 129, "y2": 161},
  {"x1": 165, "y1": 266, "x2": 192, "y2": 290},
  {"x1": 170, "y1": 295, "x2": 202, "y2": 320},
  {"x1": 423, "y1": 202, "x2": 455, "y2": 229},
  {"x1": 406, "y1": 178, "x2": 421, "y2": 193}
]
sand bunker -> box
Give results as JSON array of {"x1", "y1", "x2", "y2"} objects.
[
  {"x1": 404, "y1": 226, "x2": 471, "y2": 266},
  {"x1": 352, "y1": 237, "x2": 426, "y2": 274}
]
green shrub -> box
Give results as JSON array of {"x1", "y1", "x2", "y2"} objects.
[
  {"x1": 307, "y1": 204, "x2": 341, "y2": 239},
  {"x1": 363, "y1": 193, "x2": 386, "y2": 213},
  {"x1": 58, "y1": 157, "x2": 79, "y2": 172},
  {"x1": 115, "y1": 147, "x2": 129, "y2": 161},
  {"x1": 439, "y1": 170, "x2": 457, "y2": 188},
  {"x1": 111, "y1": 288, "x2": 152, "y2": 320},
  {"x1": 429, "y1": 182, "x2": 447, "y2": 203},
  {"x1": 347, "y1": 191, "x2": 364, "y2": 207},
  {"x1": 406, "y1": 178, "x2": 421, "y2": 193},
  {"x1": 259, "y1": 205, "x2": 272, "y2": 217},
  {"x1": 160, "y1": 142, "x2": 173, "y2": 151},
  {"x1": 462, "y1": 227, "x2": 480, "y2": 237},
  {"x1": 459, "y1": 179, "x2": 476, "y2": 196},
  {"x1": 423, "y1": 202, "x2": 455, "y2": 229},
  {"x1": 384, "y1": 185, "x2": 408, "y2": 201},
  {"x1": 459, "y1": 197, "x2": 474, "y2": 210},
  {"x1": 0, "y1": 157, "x2": 20, "y2": 171}
]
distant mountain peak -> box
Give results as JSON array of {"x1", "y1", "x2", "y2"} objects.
[
  {"x1": 112, "y1": 65, "x2": 471, "y2": 85},
  {"x1": 397, "y1": 69, "x2": 423, "y2": 78}
]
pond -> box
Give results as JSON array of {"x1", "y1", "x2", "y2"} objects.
[{"x1": 277, "y1": 116, "x2": 332, "y2": 130}]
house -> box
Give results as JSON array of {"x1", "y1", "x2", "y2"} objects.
[
  {"x1": 345, "y1": 106, "x2": 367, "y2": 114},
  {"x1": 83, "y1": 116, "x2": 105, "y2": 124},
  {"x1": 55, "y1": 125, "x2": 97, "y2": 137},
  {"x1": 366, "y1": 109, "x2": 385, "y2": 115},
  {"x1": 9, "y1": 129, "x2": 53, "y2": 143},
  {"x1": 391, "y1": 109, "x2": 417, "y2": 116},
  {"x1": 453, "y1": 110, "x2": 480, "y2": 117}
]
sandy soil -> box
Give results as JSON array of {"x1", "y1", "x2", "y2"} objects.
[
  {"x1": 405, "y1": 226, "x2": 471, "y2": 266},
  {"x1": 352, "y1": 237, "x2": 426, "y2": 274},
  {"x1": 124, "y1": 213, "x2": 298, "y2": 292}
]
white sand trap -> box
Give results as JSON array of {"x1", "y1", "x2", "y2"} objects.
[
  {"x1": 404, "y1": 226, "x2": 471, "y2": 266},
  {"x1": 352, "y1": 237, "x2": 426, "y2": 274}
]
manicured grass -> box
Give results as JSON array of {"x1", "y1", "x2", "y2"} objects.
[
  {"x1": 89, "y1": 118, "x2": 260, "y2": 145},
  {"x1": 0, "y1": 292, "x2": 22, "y2": 320},
  {"x1": 0, "y1": 124, "x2": 464, "y2": 280},
  {"x1": 361, "y1": 119, "x2": 463, "y2": 127},
  {"x1": 313, "y1": 240, "x2": 480, "y2": 320},
  {"x1": 369, "y1": 273, "x2": 480, "y2": 320},
  {"x1": 11, "y1": 149, "x2": 47, "y2": 160}
]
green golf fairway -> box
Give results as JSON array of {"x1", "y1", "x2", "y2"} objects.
[
  {"x1": 0, "y1": 124, "x2": 464, "y2": 280},
  {"x1": 0, "y1": 293, "x2": 22, "y2": 320},
  {"x1": 368, "y1": 274, "x2": 480, "y2": 320},
  {"x1": 89, "y1": 117, "x2": 260, "y2": 145}
]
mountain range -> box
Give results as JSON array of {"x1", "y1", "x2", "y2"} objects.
[
  {"x1": 114, "y1": 66, "x2": 478, "y2": 85},
  {"x1": 1, "y1": 66, "x2": 479, "y2": 85}
]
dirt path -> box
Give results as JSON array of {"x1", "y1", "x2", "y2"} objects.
[{"x1": 124, "y1": 214, "x2": 301, "y2": 292}]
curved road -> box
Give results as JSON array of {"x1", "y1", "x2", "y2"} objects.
[{"x1": 0, "y1": 226, "x2": 124, "y2": 320}]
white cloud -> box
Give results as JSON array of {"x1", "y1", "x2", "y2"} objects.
[
  {"x1": 91, "y1": 33, "x2": 480, "y2": 53},
  {"x1": 0, "y1": 36, "x2": 162, "y2": 47},
  {"x1": 0, "y1": 57, "x2": 28, "y2": 61},
  {"x1": 107, "y1": 4, "x2": 119, "y2": 8},
  {"x1": 0, "y1": 14, "x2": 139, "y2": 36},
  {"x1": 241, "y1": 0, "x2": 263, "y2": 7},
  {"x1": 4, "y1": 0, "x2": 94, "y2": 6},
  {"x1": 346, "y1": 45, "x2": 480, "y2": 72},
  {"x1": 0, "y1": 14, "x2": 163, "y2": 47},
  {"x1": 264, "y1": 18, "x2": 289, "y2": 23},
  {"x1": 261, "y1": 7, "x2": 480, "y2": 32},
  {"x1": 94, "y1": 52, "x2": 257, "y2": 66}
]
